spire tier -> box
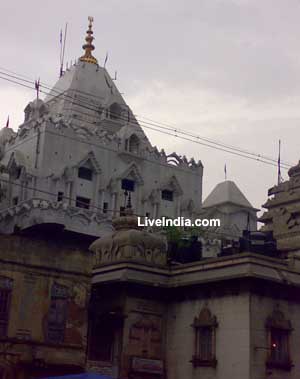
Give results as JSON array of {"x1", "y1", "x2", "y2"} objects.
[{"x1": 79, "y1": 16, "x2": 98, "y2": 65}]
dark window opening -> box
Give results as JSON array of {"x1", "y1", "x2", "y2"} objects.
[
  {"x1": 78, "y1": 167, "x2": 93, "y2": 181},
  {"x1": 76, "y1": 196, "x2": 90, "y2": 209},
  {"x1": 0, "y1": 286, "x2": 12, "y2": 338},
  {"x1": 120, "y1": 206, "x2": 125, "y2": 216},
  {"x1": 162, "y1": 190, "x2": 174, "y2": 201},
  {"x1": 121, "y1": 179, "x2": 135, "y2": 192},
  {"x1": 89, "y1": 319, "x2": 115, "y2": 362},
  {"x1": 192, "y1": 308, "x2": 217, "y2": 368},
  {"x1": 47, "y1": 284, "x2": 68, "y2": 344},
  {"x1": 24, "y1": 108, "x2": 31, "y2": 122},
  {"x1": 103, "y1": 202, "x2": 108, "y2": 214},
  {"x1": 270, "y1": 328, "x2": 290, "y2": 365},
  {"x1": 128, "y1": 135, "x2": 139, "y2": 154},
  {"x1": 198, "y1": 327, "x2": 213, "y2": 361},
  {"x1": 16, "y1": 168, "x2": 22, "y2": 179},
  {"x1": 109, "y1": 103, "x2": 122, "y2": 121},
  {"x1": 12, "y1": 197, "x2": 19, "y2": 206},
  {"x1": 57, "y1": 192, "x2": 64, "y2": 202},
  {"x1": 146, "y1": 212, "x2": 150, "y2": 217},
  {"x1": 265, "y1": 310, "x2": 292, "y2": 370}
]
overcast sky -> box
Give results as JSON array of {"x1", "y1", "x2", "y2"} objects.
[{"x1": 1, "y1": 0, "x2": 300, "y2": 216}]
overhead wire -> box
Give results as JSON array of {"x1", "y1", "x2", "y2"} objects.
[
  {"x1": 0, "y1": 73, "x2": 290, "y2": 170},
  {"x1": 0, "y1": 67, "x2": 292, "y2": 170},
  {"x1": 0, "y1": 65, "x2": 292, "y2": 167},
  {"x1": 0, "y1": 177, "x2": 247, "y2": 240}
]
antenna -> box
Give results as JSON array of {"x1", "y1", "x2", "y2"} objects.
[
  {"x1": 35, "y1": 78, "x2": 40, "y2": 100},
  {"x1": 59, "y1": 28, "x2": 63, "y2": 76},
  {"x1": 112, "y1": 71, "x2": 117, "y2": 81},
  {"x1": 104, "y1": 52, "x2": 108, "y2": 68},
  {"x1": 60, "y1": 22, "x2": 68, "y2": 77},
  {"x1": 277, "y1": 139, "x2": 282, "y2": 185}
]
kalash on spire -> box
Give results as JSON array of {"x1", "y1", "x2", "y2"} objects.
[
  {"x1": 43, "y1": 15, "x2": 140, "y2": 131},
  {"x1": 0, "y1": 15, "x2": 203, "y2": 240},
  {"x1": 79, "y1": 16, "x2": 98, "y2": 65}
]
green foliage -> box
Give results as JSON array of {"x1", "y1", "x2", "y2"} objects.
[
  {"x1": 188, "y1": 225, "x2": 208, "y2": 239},
  {"x1": 163, "y1": 225, "x2": 206, "y2": 250},
  {"x1": 163, "y1": 225, "x2": 183, "y2": 243}
]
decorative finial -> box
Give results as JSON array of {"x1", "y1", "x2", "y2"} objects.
[{"x1": 79, "y1": 16, "x2": 98, "y2": 65}]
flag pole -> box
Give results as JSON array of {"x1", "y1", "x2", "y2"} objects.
[
  {"x1": 59, "y1": 28, "x2": 63, "y2": 77},
  {"x1": 60, "y1": 22, "x2": 68, "y2": 77},
  {"x1": 35, "y1": 78, "x2": 40, "y2": 100},
  {"x1": 104, "y1": 52, "x2": 108, "y2": 68},
  {"x1": 277, "y1": 139, "x2": 281, "y2": 185}
]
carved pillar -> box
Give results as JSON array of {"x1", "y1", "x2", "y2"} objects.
[
  {"x1": 153, "y1": 202, "x2": 158, "y2": 219},
  {"x1": 52, "y1": 179, "x2": 58, "y2": 200},
  {"x1": 98, "y1": 188, "x2": 104, "y2": 210},
  {"x1": 177, "y1": 196, "x2": 181, "y2": 217},
  {"x1": 66, "y1": 181, "x2": 73, "y2": 206},
  {"x1": 7, "y1": 178, "x2": 12, "y2": 205},
  {"x1": 32, "y1": 176, "x2": 37, "y2": 197},
  {"x1": 22, "y1": 179, "x2": 28, "y2": 201},
  {"x1": 18, "y1": 180, "x2": 24, "y2": 202},
  {"x1": 93, "y1": 174, "x2": 101, "y2": 208},
  {"x1": 112, "y1": 192, "x2": 117, "y2": 217}
]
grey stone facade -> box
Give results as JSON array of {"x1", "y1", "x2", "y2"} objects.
[{"x1": 0, "y1": 55, "x2": 203, "y2": 236}]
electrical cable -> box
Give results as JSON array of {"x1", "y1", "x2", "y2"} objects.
[
  {"x1": 0, "y1": 67, "x2": 292, "y2": 169},
  {"x1": 0, "y1": 177, "x2": 247, "y2": 240}
]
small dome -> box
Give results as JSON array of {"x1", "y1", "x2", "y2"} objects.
[
  {"x1": 0, "y1": 128, "x2": 16, "y2": 160},
  {"x1": 203, "y1": 180, "x2": 254, "y2": 209},
  {"x1": 0, "y1": 127, "x2": 15, "y2": 145},
  {"x1": 89, "y1": 208, "x2": 167, "y2": 266},
  {"x1": 288, "y1": 161, "x2": 300, "y2": 178}
]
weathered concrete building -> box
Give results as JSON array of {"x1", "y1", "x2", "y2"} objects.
[
  {"x1": 202, "y1": 180, "x2": 258, "y2": 239},
  {"x1": 260, "y1": 160, "x2": 300, "y2": 254},
  {"x1": 201, "y1": 180, "x2": 258, "y2": 258},
  {"x1": 0, "y1": 231, "x2": 92, "y2": 378},
  {"x1": 2, "y1": 16, "x2": 295, "y2": 379},
  {"x1": 89, "y1": 206, "x2": 300, "y2": 379}
]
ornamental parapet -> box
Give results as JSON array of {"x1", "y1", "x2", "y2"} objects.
[{"x1": 0, "y1": 198, "x2": 112, "y2": 236}]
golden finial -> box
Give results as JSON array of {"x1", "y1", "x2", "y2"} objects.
[{"x1": 79, "y1": 16, "x2": 98, "y2": 65}]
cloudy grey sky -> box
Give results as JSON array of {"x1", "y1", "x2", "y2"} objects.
[{"x1": 1, "y1": 0, "x2": 300, "y2": 216}]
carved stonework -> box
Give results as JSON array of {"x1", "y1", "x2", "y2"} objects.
[
  {"x1": 266, "y1": 309, "x2": 292, "y2": 331},
  {"x1": 193, "y1": 307, "x2": 218, "y2": 328},
  {"x1": 90, "y1": 209, "x2": 167, "y2": 266},
  {"x1": 128, "y1": 314, "x2": 162, "y2": 358},
  {"x1": 260, "y1": 160, "x2": 300, "y2": 252},
  {"x1": 0, "y1": 198, "x2": 109, "y2": 235},
  {"x1": 191, "y1": 307, "x2": 218, "y2": 368}
]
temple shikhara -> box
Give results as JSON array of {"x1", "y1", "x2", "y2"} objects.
[
  {"x1": 0, "y1": 16, "x2": 204, "y2": 238},
  {"x1": 0, "y1": 17, "x2": 300, "y2": 379}
]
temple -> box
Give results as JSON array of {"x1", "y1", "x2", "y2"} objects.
[
  {"x1": 0, "y1": 17, "x2": 204, "y2": 237},
  {"x1": 5, "y1": 18, "x2": 300, "y2": 379}
]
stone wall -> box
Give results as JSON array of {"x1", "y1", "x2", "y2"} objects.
[
  {"x1": 166, "y1": 292, "x2": 250, "y2": 379},
  {"x1": 0, "y1": 234, "x2": 93, "y2": 378},
  {"x1": 250, "y1": 293, "x2": 300, "y2": 379}
]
